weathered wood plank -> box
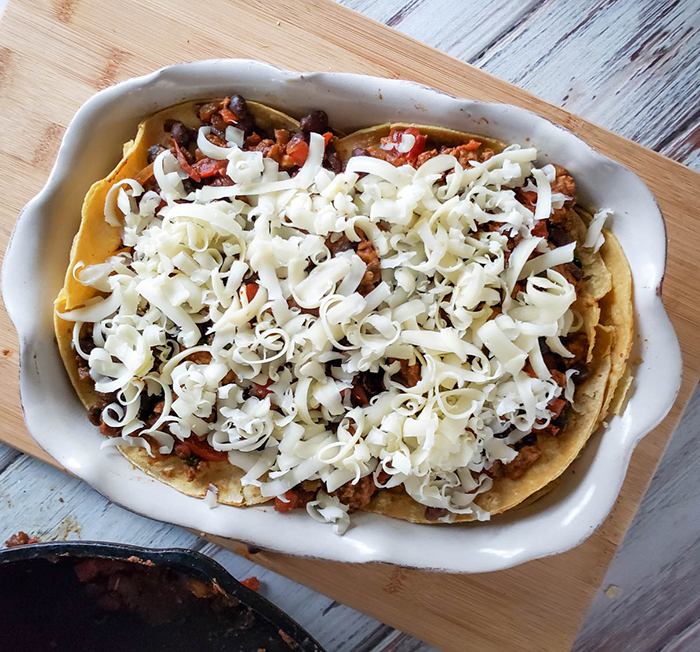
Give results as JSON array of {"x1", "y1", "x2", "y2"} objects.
[
  {"x1": 574, "y1": 383, "x2": 700, "y2": 651},
  {"x1": 474, "y1": 0, "x2": 700, "y2": 151},
  {"x1": 339, "y1": 0, "x2": 700, "y2": 154},
  {"x1": 338, "y1": 0, "x2": 545, "y2": 65},
  {"x1": 334, "y1": 5, "x2": 700, "y2": 647},
  {"x1": 0, "y1": 453, "x2": 199, "y2": 548},
  {"x1": 0, "y1": 442, "x2": 20, "y2": 472}
]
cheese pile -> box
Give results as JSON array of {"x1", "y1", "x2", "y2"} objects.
[{"x1": 59, "y1": 127, "x2": 584, "y2": 527}]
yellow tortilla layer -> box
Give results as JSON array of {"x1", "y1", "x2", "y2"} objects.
[{"x1": 54, "y1": 99, "x2": 299, "y2": 507}]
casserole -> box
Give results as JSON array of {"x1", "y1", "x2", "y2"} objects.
[{"x1": 1, "y1": 60, "x2": 681, "y2": 572}]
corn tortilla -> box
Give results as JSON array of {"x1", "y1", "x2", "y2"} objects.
[{"x1": 54, "y1": 112, "x2": 634, "y2": 520}]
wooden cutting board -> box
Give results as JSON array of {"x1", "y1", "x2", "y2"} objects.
[{"x1": 0, "y1": 1, "x2": 699, "y2": 650}]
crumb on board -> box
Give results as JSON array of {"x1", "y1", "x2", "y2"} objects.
[
  {"x1": 240, "y1": 576, "x2": 260, "y2": 592},
  {"x1": 5, "y1": 531, "x2": 38, "y2": 547},
  {"x1": 604, "y1": 584, "x2": 622, "y2": 599},
  {"x1": 278, "y1": 629, "x2": 295, "y2": 647},
  {"x1": 2, "y1": 349, "x2": 10, "y2": 356}
]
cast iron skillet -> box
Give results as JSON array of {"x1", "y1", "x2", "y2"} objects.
[{"x1": 0, "y1": 541, "x2": 325, "y2": 652}]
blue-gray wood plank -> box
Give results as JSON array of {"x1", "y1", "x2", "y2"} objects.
[{"x1": 1, "y1": 0, "x2": 698, "y2": 649}]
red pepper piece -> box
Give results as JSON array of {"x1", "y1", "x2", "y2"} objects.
[
  {"x1": 548, "y1": 397, "x2": 567, "y2": 419},
  {"x1": 191, "y1": 157, "x2": 228, "y2": 179},
  {"x1": 171, "y1": 140, "x2": 201, "y2": 183},
  {"x1": 286, "y1": 139, "x2": 309, "y2": 166},
  {"x1": 463, "y1": 139, "x2": 482, "y2": 151},
  {"x1": 186, "y1": 436, "x2": 228, "y2": 462},
  {"x1": 244, "y1": 283, "x2": 259, "y2": 302}
]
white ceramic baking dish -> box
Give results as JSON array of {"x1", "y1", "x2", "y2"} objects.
[{"x1": 1, "y1": 60, "x2": 682, "y2": 573}]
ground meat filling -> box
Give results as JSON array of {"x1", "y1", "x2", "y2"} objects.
[
  {"x1": 392, "y1": 358, "x2": 421, "y2": 388},
  {"x1": 273, "y1": 487, "x2": 317, "y2": 513},
  {"x1": 79, "y1": 115, "x2": 592, "y2": 509},
  {"x1": 330, "y1": 476, "x2": 378, "y2": 512},
  {"x1": 350, "y1": 371, "x2": 385, "y2": 408},
  {"x1": 356, "y1": 235, "x2": 382, "y2": 295},
  {"x1": 325, "y1": 227, "x2": 381, "y2": 297},
  {"x1": 489, "y1": 445, "x2": 543, "y2": 481},
  {"x1": 366, "y1": 129, "x2": 495, "y2": 169},
  {"x1": 274, "y1": 476, "x2": 378, "y2": 514},
  {"x1": 139, "y1": 96, "x2": 340, "y2": 193}
]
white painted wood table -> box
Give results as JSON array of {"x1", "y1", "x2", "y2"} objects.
[{"x1": 1, "y1": 1, "x2": 699, "y2": 650}]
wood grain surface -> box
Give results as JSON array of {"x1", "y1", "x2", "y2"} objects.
[{"x1": 0, "y1": 0, "x2": 699, "y2": 650}]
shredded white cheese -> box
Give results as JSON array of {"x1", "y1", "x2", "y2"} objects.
[
  {"x1": 306, "y1": 491, "x2": 350, "y2": 534},
  {"x1": 584, "y1": 208, "x2": 612, "y2": 253},
  {"x1": 59, "y1": 128, "x2": 597, "y2": 528},
  {"x1": 204, "y1": 483, "x2": 219, "y2": 509}
]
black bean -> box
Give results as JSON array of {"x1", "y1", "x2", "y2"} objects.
[
  {"x1": 324, "y1": 142, "x2": 343, "y2": 174},
  {"x1": 300, "y1": 110, "x2": 329, "y2": 134},
  {"x1": 563, "y1": 261, "x2": 584, "y2": 281},
  {"x1": 352, "y1": 147, "x2": 370, "y2": 157},
  {"x1": 147, "y1": 144, "x2": 167, "y2": 164},
  {"x1": 360, "y1": 370, "x2": 385, "y2": 397},
  {"x1": 424, "y1": 507, "x2": 448, "y2": 521},
  {"x1": 170, "y1": 122, "x2": 192, "y2": 148},
  {"x1": 228, "y1": 94, "x2": 248, "y2": 118},
  {"x1": 569, "y1": 362, "x2": 590, "y2": 385},
  {"x1": 514, "y1": 432, "x2": 538, "y2": 449},
  {"x1": 87, "y1": 405, "x2": 102, "y2": 426},
  {"x1": 237, "y1": 115, "x2": 256, "y2": 135},
  {"x1": 549, "y1": 225, "x2": 574, "y2": 247},
  {"x1": 552, "y1": 408, "x2": 569, "y2": 429}
]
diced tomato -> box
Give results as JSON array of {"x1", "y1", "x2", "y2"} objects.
[
  {"x1": 251, "y1": 378, "x2": 273, "y2": 399},
  {"x1": 286, "y1": 139, "x2": 309, "y2": 166},
  {"x1": 274, "y1": 490, "x2": 300, "y2": 513},
  {"x1": 244, "y1": 282, "x2": 259, "y2": 302},
  {"x1": 240, "y1": 576, "x2": 260, "y2": 591},
  {"x1": 220, "y1": 106, "x2": 238, "y2": 124},
  {"x1": 191, "y1": 157, "x2": 228, "y2": 178},
  {"x1": 548, "y1": 397, "x2": 567, "y2": 419},
  {"x1": 322, "y1": 131, "x2": 333, "y2": 147},
  {"x1": 218, "y1": 96, "x2": 239, "y2": 125},
  {"x1": 376, "y1": 470, "x2": 391, "y2": 485},
  {"x1": 273, "y1": 488, "x2": 315, "y2": 512},
  {"x1": 185, "y1": 436, "x2": 228, "y2": 462},
  {"x1": 383, "y1": 127, "x2": 427, "y2": 164},
  {"x1": 171, "y1": 140, "x2": 201, "y2": 183},
  {"x1": 532, "y1": 220, "x2": 548, "y2": 238},
  {"x1": 522, "y1": 360, "x2": 538, "y2": 379},
  {"x1": 402, "y1": 127, "x2": 427, "y2": 163},
  {"x1": 463, "y1": 139, "x2": 482, "y2": 151}
]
